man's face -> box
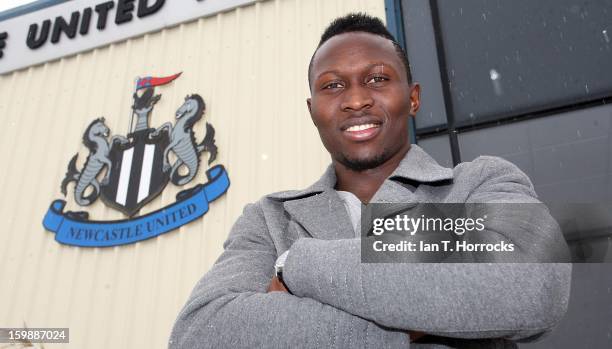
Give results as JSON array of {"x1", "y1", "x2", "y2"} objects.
[{"x1": 307, "y1": 32, "x2": 420, "y2": 171}]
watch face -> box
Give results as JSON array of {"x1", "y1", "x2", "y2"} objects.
[
  {"x1": 274, "y1": 264, "x2": 284, "y2": 279},
  {"x1": 274, "y1": 250, "x2": 288, "y2": 278}
]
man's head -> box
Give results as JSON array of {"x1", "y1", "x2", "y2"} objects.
[
  {"x1": 308, "y1": 13, "x2": 412, "y2": 88},
  {"x1": 307, "y1": 13, "x2": 420, "y2": 172}
]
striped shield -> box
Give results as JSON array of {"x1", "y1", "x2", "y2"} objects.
[{"x1": 101, "y1": 130, "x2": 169, "y2": 217}]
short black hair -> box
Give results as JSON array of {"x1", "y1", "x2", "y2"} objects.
[{"x1": 308, "y1": 13, "x2": 412, "y2": 89}]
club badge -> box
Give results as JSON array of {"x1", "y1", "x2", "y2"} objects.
[{"x1": 43, "y1": 73, "x2": 230, "y2": 247}]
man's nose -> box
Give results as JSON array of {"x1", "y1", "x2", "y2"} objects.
[{"x1": 340, "y1": 85, "x2": 374, "y2": 111}]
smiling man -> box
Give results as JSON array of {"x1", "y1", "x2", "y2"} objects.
[
  {"x1": 170, "y1": 13, "x2": 571, "y2": 348},
  {"x1": 305, "y1": 17, "x2": 418, "y2": 204}
]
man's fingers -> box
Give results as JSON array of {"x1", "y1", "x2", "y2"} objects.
[
  {"x1": 408, "y1": 330, "x2": 426, "y2": 342},
  {"x1": 267, "y1": 276, "x2": 288, "y2": 293}
]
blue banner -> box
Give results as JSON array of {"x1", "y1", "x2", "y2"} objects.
[{"x1": 43, "y1": 165, "x2": 230, "y2": 247}]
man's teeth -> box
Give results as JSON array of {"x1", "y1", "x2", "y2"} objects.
[{"x1": 346, "y1": 124, "x2": 378, "y2": 132}]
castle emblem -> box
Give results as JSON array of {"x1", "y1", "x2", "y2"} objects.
[{"x1": 43, "y1": 73, "x2": 230, "y2": 247}]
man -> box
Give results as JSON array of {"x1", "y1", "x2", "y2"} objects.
[{"x1": 170, "y1": 13, "x2": 571, "y2": 348}]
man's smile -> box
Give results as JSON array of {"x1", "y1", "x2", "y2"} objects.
[
  {"x1": 342, "y1": 122, "x2": 382, "y2": 141},
  {"x1": 339, "y1": 115, "x2": 384, "y2": 141}
]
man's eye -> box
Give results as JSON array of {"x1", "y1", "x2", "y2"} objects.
[
  {"x1": 323, "y1": 82, "x2": 343, "y2": 90},
  {"x1": 366, "y1": 76, "x2": 388, "y2": 84}
]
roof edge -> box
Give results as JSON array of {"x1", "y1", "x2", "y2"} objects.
[{"x1": 0, "y1": 0, "x2": 70, "y2": 22}]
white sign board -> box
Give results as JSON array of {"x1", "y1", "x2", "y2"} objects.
[{"x1": 0, "y1": 0, "x2": 258, "y2": 74}]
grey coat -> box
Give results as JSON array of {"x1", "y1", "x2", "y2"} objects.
[{"x1": 169, "y1": 145, "x2": 572, "y2": 349}]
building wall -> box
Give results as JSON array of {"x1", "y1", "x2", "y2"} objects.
[
  {"x1": 0, "y1": 0, "x2": 386, "y2": 347},
  {"x1": 401, "y1": 0, "x2": 612, "y2": 347}
]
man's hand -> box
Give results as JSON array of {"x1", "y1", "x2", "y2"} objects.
[
  {"x1": 408, "y1": 330, "x2": 426, "y2": 342},
  {"x1": 267, "y1": 276, "x2": 289, "y2": 293}
]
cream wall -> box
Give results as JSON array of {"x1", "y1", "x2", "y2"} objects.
[{"x1": 0, "y1": 0, "x2": 385, "y2": 347}]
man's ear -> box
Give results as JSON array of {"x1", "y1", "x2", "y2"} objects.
[
  {"x1": 306, "y1": 98, "x2": 317, "y2": 126},
  {"x1": 408, "y1": 83, "x2": 421, "y2": 117}
]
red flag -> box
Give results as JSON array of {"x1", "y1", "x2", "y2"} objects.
[{"x1": 135, "y1": 72, "x2": 182, "y2": 90}]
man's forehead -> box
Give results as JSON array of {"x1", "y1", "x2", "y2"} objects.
[{"x1": 311, "y1": 32, "x2": 400, "y2": 76}]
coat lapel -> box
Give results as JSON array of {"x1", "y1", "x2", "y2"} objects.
[
  {"x1": 283, "y1": 190, "x2": 355, "y2": 240},
  {"x1": 267, "y1": 164, "x2": 355, "y2": 240}
]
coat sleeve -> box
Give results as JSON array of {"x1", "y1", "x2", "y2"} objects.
[
  {"x1": 282, "y1": 156, "x2": 572, "y2": 340},
  {"x1": 168, "y1": 202, "x2": 411, "y2": 349}
]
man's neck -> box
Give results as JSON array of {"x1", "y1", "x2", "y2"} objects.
[{"x1": 334, "y1": 144, "x2": 411, "y2": 203}]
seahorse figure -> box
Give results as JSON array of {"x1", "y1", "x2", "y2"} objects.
[
  {"x1": 151, "y1": 94, "x2": 217, "y2": 186},
  {"x1": 61, "y1": 118, "x2": 128, "y2": 206}
]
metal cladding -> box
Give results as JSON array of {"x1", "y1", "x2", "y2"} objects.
[{"x1": 0, "y1": 0, "x2": 386, "y2": 348}]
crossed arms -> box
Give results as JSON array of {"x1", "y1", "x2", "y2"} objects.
[
  {"x1": 169, "y1": 202, "x2": 411, "y2": 348},
  {"x1": 169, "y1": 158, "x2": 572, "y2": 348}
]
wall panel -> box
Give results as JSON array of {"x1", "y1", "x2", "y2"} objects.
[{"x1": 0, "y1": 0, "x2": 386, "y2": 347}]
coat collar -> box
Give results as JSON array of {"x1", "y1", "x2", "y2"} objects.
[
  {"x1": 389, "y1": 144, "x2": 454, "y2": 183},
  {"x1": 371, "y1": 144, "x2": 454, "y2": 203},
  {"x1": 266, "y1": 145, "x2": 454, "y2": 240},
  {"x1": 267, "y1": 144, "x2": 453, "y2": 201}
]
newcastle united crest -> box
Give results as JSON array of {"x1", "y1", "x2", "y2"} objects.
[{"x1": 42, "y1": 73, "x2": 230, "y2": 247}]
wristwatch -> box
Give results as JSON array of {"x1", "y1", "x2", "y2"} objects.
[{"x1": 274, "y1": 250, "x2": 289, "y2": 283}]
